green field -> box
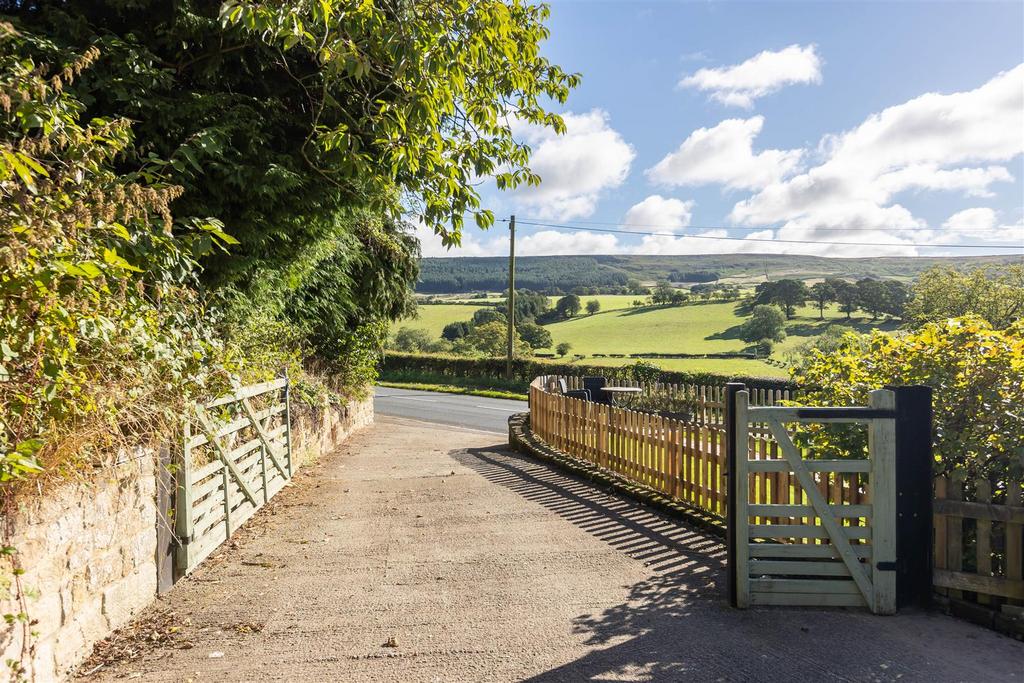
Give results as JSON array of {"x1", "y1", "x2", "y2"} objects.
[
  {"x1": 404, "y1": 304, "x2": 490, "y2": 337},
  {"x1": 398, "y1": 299, "x2": 900, "y2": 379}
]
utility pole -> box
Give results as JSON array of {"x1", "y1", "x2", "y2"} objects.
[{"x1": 506, "y1": 215, "x2": 516, "y2": 380}]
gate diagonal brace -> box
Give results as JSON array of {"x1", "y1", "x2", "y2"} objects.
[
  {"x1": 195, "y1": 406, "x2": 259, "y2": 507},
  {"x1": 766, "y1": 419, "x2": 875, "y2": 609}
]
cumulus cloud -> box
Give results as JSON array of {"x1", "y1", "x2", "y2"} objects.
[
  {"x1": 623, "y1": 195, "x2": 694, "y2": 231},
  {"x1": 943, "y1": 208, "x2": 1024, "y2": 243},
  {"x1": 646, "y1": 117, "x2": 803, "y2": 191},
  {"x1": 679, "y1": 44, "x2": 822, "y2": 108},
  {"x1": 510, "y1": 109, "x2": 635, "y2": 220},
  {"x1": 728, "y1": 63, "x2": 1024, "y2": 254}
]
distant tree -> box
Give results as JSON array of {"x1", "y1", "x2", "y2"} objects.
[
  {"x1": 461, "y1": 321, "x2": 528, "y2": 356},
  {"x1": 441, "y1": 321, "x2": 472, "y2": 341},
  {"x1": 754, "y1": 279, "x2": 810, "y2": 319},
  {"x1": 517, "y1": 322, "x2": 552, "y2": 350},
  {"x1": 881, "y1": 280, "x2": 909, "y2": 320},
  {"x1": 585, "y1": 299, "x2": 601, "y2": 315},
  {"x1": 827, "y1": 278, "x2": 859, "y2": 320},
  {"x1": 906, "y1": 265, "x2": 1024, "y2": 330},
  {"x1": 810, "y1": 281, "x2": 835, "y2": 320},
  {"x1": 651, "y1": 281, "x2": 676, "y2": 305},
  {"x1": 740, "y1": 305, "x2": 787, "y2": 344},
  {"x1": 855, "y1": 278, "x2": 891, "y2": 320},
  {"x1": 472, "y1": 307, "x2": 506, "y2": 326},
  {"x1": 509, "y1": 289, "x2": 550, "y2": 322},
  {"x1": 631, "y1": 299, "x2": 644, "y2": 308},
  {"x1": 555, "y1": 294, "x2": 582, "y2": 318},
  {"x1": 626, "y1": 278, "x2": 648, "y2": 295},
  {"x1": 556, "y1": 341, "x2": 572, "y2": 357},
  {"x1": 670, "y1": 290, "x2": 688, "y2": 306},
  {"x1": 392, "y1": 327, "x2": 435, "y2": 352}
]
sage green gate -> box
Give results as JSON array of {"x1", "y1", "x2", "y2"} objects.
[
  {"x1": 176, "y1": 377, "x2": 292, "y2": 575},
  {"x1": 728, "y1": 388, "x2": 898, "y2": 614}
]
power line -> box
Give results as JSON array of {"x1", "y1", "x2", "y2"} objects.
[
  {"x1": 514, "y1": 215, "x2": 1023, "y2": 234},
  {"x1": 502, "y1": 218, "x2": 1024, "y2": 251}
]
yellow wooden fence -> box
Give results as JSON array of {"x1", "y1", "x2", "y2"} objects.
[
  {"x1": 528, "y1": 375, "x2": 1024, "y2": 610},
  {"x1": 529, "y1": 376, "x2": 865, "y2": 524}
]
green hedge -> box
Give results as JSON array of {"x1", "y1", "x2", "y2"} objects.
[{"x1": 379, "y1": 352, "x2": 795, "y2": 392}]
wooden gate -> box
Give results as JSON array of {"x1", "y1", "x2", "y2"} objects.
[
  {"x1": 176, "y1": 377, "x2": 292, "y2": 575},
  {"x1": 727, "y1": 386, "x2": 899, "y2": 614}
]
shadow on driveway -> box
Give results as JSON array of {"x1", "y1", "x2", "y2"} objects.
[{"x1": 455, "y1": 446, "x2": 1023, "y2": 683}]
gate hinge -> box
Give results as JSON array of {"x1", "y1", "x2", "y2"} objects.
[{"x1": 875, "y1": 561, "x2": 897, "y2": 571}]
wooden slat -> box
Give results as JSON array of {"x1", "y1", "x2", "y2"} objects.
[
  {"x1": 933, "y1": 569, "x2": 1024, "y2": 600},
  {"x1": 750, "y1": 524, "x2": 872, "y2": 540},
  {"x1": 932, "y1": 496, "x2": 1024, "y2": 524},
  {"x1": 748, "y1": 560, "x2": 852, "y2": 577},
  {"x1": 749, "y1": 592, "x2": 867, "y2": 607},
  {"x1": 749, "y1": 542, "x2": 869, "y2": 560},
  {"x1": 205, "y1": 378, "x2": 287, "y2": 408},
  {"x1": 748, "y1": 504, "x2": 871, "y2": 518},
  {"x1": 748, "y1": 459, "x2": 870, "y2": 473},
  {"x1": 751, "y1": 578, "x2": 862, "y2": 595}
]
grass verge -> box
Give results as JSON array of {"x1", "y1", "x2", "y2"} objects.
[{"x1": 377, "y1": 380, "x2": 527, "y2": 401}]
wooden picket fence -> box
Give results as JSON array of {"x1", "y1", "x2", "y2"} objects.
[
  {"x1": 934, "y1": 473, "x2": 1024, "y2": 610},
  {"x1": 176, "y1": 377, "x2": 292, "y2": 575},
  {"x1": 529, "y1": 376, "x2": 1024, "y2": 610},
  {"x1": 529, "y1": 376, "x2": 863, "y2": 523}
]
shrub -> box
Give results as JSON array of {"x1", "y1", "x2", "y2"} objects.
[{"x1": 792, "y1": 318, "x2": 1024, "y2": 480}]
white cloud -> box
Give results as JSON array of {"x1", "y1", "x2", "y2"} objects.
[
  {"x1": 943, "y1": 208, "x2": 1024, "y2": 243},
  {"x1": 510, "y1": 109, "x2": 635, "y2": 220},
  {"x1": 728, "y1": 63, "x2": 1024, "y2": 255},
  {"x1": 646, "y1": 117, "x2": 803, "y2": 191},
  {"x1": 623, "y1": 195, "x2": 694, "y2": 232},
  {"x1": 516, "y1": 230, "x2": 620, "y2": 256},
  {"x1": 679, "y1": 44, "x2": 822, "y2": 108}
]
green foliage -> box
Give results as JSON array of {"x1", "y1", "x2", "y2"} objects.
[
  {"x1": 441, "y1": 320, "x2": 472, "y2": 341},
  {"x1": 391, "y1": 327, "x2": 446, "y2": 353},
  {"x1": 651, "y1": 281, "x2": 677, "y2": 305},
  {"x1": 827, "y1": 278, "x2": 859, "y2": 319},
  {"x1": 555, "y1": 342, "x2": 572, "y2": 357},
  {"x1": 220, "y1": 0, "x2": 580, "y2": 243},
  {"x1": 905, "y1": 264, "x2": 1024, "y2": 330},
  {"x1": 518, "y1": 322, "x2": 552, "y2": 350},
  {"x1": 627, "y1": 360, "x2": 661, "y2": 384},
  {"x1": 810, "y1": 281, "x2": 835, "y2": 319},
  {"x1": 0, "y1": 24, "x2": 237, "y2": 479},
  {"x1": 555, "y1": 294, "x2": 581, "y2": 319},
  {"x1": 740, "y1": 306, "x2": 786, "y2": 344},
  {"x1": 458, "y1": 320, "x2": 528, "y2": 357},
  {"x1": 585, "y1": 299, "x2": 601, "y2": 315},
  {"x1": 855, "y1": 278, "x2": 907, "y2": 320},
  {"x1": 793, "y1": 318, "x2": 1024, "y2": 480},
  {"x1": 754, "y1": 279, "x2": 810, "y2": 319},
  {"x1": 380, "y1": 351, "x2": 794, "y2": 394}
]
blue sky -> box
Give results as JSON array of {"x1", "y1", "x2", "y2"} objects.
[{"x1": 417, "y1": 1, "x2": 1024, "y2": 259}]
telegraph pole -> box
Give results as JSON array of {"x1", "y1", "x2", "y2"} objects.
[{"x1": 506, "y1": 215, "x2": 516, "y2": 380}]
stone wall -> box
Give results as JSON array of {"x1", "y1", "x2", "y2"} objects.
[{"x1": 0, "y1": 396, "x2": 372, "y2": 680}]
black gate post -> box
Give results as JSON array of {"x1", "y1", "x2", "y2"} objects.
[
  {"x1": 725, "y1": 382, "x2": 745, "y2": 608},
  {"x1": 889, "y1": 384, "x2": 934, "y2": 609}
]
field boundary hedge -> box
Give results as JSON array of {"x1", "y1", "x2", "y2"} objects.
[{"x1": 379, "y1": 352, "x2": 795, "y2": 392}]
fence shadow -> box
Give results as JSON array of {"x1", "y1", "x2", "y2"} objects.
[
  {"x1": 454, "y1": 446, "x2": 732, "y2": 680},
  {"x1": 451, "y1": 446, "x2": 1015, "y2": 682}
]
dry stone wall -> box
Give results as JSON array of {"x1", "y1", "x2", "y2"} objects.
[{"x1": 0, "y1": 396, "x2": 372, "y2": 681}]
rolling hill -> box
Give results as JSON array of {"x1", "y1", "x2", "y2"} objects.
[{"x1": 417, "y1": 253, "x2": 1020, "y2": 293}]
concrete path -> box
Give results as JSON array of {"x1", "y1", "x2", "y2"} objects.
[
  {"x1": 374, "y1": 386, "x2": 526, "y2": 434},
  {"x1": 88, "y1": 418, "x2": 1022, "y2": 682}
]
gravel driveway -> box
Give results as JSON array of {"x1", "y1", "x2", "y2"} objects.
[{"x1": 84, "y1": 416, "x2": 1022, "y2": 682}]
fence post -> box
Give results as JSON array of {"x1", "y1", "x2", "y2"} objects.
[
  {"x1": 888, "y1": 384, "x2": 934, "y2": 609},
  {"x1": 175, "y1": 418, "x2": 194, "y2": 578},
  {"x1": 868, "y1": 389, "x2": 897, "y2": 615},
  {"x1": 725, "y1": 382, "x2": 746, "y2": 608}
]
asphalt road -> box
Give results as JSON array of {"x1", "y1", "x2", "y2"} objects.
[{"x1": 373, "y1": 386, "x2": 527, "y2": 434}]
